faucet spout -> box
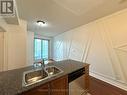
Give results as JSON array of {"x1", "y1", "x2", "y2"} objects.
[
  {"x1": 33, "y1": 59, "x2": 45, "y2": 68},
  {"x1": 41, "y1": 59, "x2": 45, "y2": 67}
]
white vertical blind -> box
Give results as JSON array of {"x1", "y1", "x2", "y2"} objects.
[{"x1": 34, "y1": 38, "x2": 49, "y2": 60}]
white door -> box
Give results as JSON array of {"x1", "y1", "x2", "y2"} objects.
[{"x1": 0, "y1": 32, "x2": 4, "y2": 72}]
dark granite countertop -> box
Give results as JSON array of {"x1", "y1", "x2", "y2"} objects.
[{"x1": 0, "y1": 59, "x2": 89, "y2": 95}]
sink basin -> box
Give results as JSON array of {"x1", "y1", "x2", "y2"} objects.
[
  {"x1": 45, "y1": 66, "x2": 63, "y2": 76},
  {"x1": 23, "y1": 69, "x2": 48, "y2": 86},
  {"x1": 23, "y1": 66, "x2": 63, "y2": 87}
]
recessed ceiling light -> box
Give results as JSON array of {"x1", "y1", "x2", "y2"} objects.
[{"x1": 36, "y1": 20, "x2": 47, "y2": 26}]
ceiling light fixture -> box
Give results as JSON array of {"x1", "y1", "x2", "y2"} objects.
[{"x1": 36, "y1": 20, "x2": 47, "y2": 26}]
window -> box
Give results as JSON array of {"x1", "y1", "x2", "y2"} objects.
[{"x1": 34, "y1": 38, "x2": 49, "y2": 60}]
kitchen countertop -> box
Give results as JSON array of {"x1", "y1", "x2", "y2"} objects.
[{"x1": 0, "y1": 59, "x2": 89, "y2": 95}]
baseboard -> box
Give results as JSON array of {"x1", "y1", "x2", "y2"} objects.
[{"x1": 90, "y1": 72, "x2": 127, "y2": 91}]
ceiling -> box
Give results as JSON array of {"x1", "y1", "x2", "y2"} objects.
[{"x1": 16, "y1": 0, "x2": 127, "y2": 37}]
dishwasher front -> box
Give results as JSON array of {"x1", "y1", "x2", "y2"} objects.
[{"x1": 68, "y1": 68, "x2": 90, "y2": 95}]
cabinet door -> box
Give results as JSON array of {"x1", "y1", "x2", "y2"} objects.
[
  {"x1": 22, "y1": 83, "x2": 50, "y2": 95},
  {"x1": 84, "y1": 65, "x2": 90, "y2": 91},
  {"x1": 50, "y1": 75, "x2": 68, "y2": 95}
]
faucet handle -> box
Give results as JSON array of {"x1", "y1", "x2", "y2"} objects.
[{"x1": 33, "y1": 59, "x2": 44, "y2": 67}]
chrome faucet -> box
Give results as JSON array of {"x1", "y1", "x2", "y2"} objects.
[
  {"x1": 33, "y1": 59, "x2": 45, "y2": 68},
  {"x1": 41, "y1": 59, "x2": 45, "y2": 67}
]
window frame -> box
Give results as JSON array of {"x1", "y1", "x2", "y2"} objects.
[{"x1": 34, "y1": 38, "x2": 50, "y2": 60}]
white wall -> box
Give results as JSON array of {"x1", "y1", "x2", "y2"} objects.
[
  {"x1": 27, "y1": 31, "x2": 34, "y2": 66},
  {"x1": 0, "y1": 19, "x2": 28, "y2": 71},
  {"x1": 0, "y1": 32, "x2": 4, "y2": 71},
  {"x1": 5, "y1": 24, "x2": 27, "y2": 70},
  {"x1": 53, "y1": 8, "x2": 127, "y2": 90}
]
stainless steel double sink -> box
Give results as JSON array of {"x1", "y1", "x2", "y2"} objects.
[{"x1": 23, "y1": 66, "x2": 63, "y2": 87}]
